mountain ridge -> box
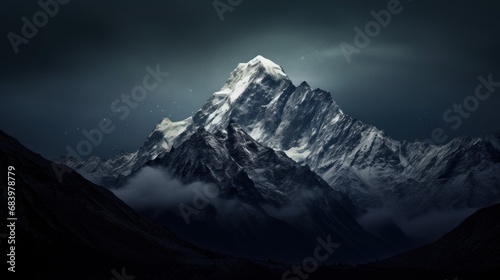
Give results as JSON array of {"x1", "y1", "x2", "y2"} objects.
[
  {"x1": 59, "y1": 55, "x2": 500, "y2": 252},
  {"x1": 127, "y1": 121, "x2": 396, "y2": 262}
]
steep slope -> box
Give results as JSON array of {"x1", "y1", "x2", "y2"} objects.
[
  {"x1": 59, "y1": 55, "x2": 500, "y2": 244},
  {"x1": 188, "y1": 58, "x2": 500, "y2": 217},
  {"x1": 120, "y1": 121, "x2": 395, "y2": 263},
  {"x1": 0, "y1": 130, "x2": 285, "y2": 280},
  {"x1": 58, "y1": 117, "x2": 194, "y2": 183}
]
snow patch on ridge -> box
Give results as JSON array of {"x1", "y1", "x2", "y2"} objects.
[
  {"x1": 250, "y1": 55, "x2": 287, "y2": 78},
  {"x1": 154, "y1": 117, "x2": 193, "y2": 149},
  {"x1": 284, "y1": 145, "x2": 311, "y2": 163}
]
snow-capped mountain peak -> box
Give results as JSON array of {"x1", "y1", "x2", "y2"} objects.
[
  {"x1": 247, "y1": 55, "x2": 287, "y2": 77},
  {"x1": 60, "y1": 56, "x2": 500, "y2": 227},
  {"x1": 198, "y1": 56, "x2": 293, "y2": 133},
  {"x1": 217, "y1": 55, "x2": 288, "y2": 97}
]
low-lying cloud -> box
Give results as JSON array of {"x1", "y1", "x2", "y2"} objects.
[
  {"x1": 397, "y1": 208, "x2": 478, "y2": 241},
  {"x1": 112, "y1": 166, "x2": 213, "y2": 210},
  {"x1": 357, "y1": 207, "x2": 479, "y2": 243}
]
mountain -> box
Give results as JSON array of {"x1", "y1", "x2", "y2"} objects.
[
  {"x1": 60, "y1": 56, "x2": 500, "y2": 215},
  {"x1": 123, "y1": 120, "x2": 393, "y2": 263},
  {"x1": 187, "y1": 56, "x2": 500, "y2": 218},
  {"x1": 0, "y1": 129, "x2": 288, "y2": 280},
  {"x1": 59, "y1": 55, "x2": 500, "y2": 253},
  {"x1": 5, "y1": 129, "x2": 499, "y2": 280},
  {"x1": 57, "y1": 117, "x2": 194, "y2": 186}
]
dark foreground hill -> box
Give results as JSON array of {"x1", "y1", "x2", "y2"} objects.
[{"x1": 373, "y1": 202, "x2": 500, "y2": 274}]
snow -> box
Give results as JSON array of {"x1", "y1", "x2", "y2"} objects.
[
  {"x1": 331, "y1": 114, "x2": 340, "y2": 123},
  {"x1": 250, "y1": 55, "x2": 287, "y2": 78},
  {"x1": 65, "y1": 54, "x2": 500, "y2": 226},
  {"x1": 249, "y1": 124, "x2": 266, "y2": 142},
  {"x1": 219, "y1": 55, "x2": 288, "y2": 95},
  {"x1": 204, "y1": 56, "x2": 289, "y2": 132},
  {"x1": 212, "y1": 90, "x2": 230, "y2": 98},
  {"x1": 156, "y1": 117, "x2": 192, "y2": 141},
  {"x1": 227, "y1": 73, "x2": 252, "y2": 103},
  {"x1": 284, "y1": 145, "x2": 311, "y2": 163},
  {"x1": 149, "y1": 117, "x2": 193, "y2": 154},
  {"x1": 205, "y1": 102, "x2": 230, "y2": 131}
]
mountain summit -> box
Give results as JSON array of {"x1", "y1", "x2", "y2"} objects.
[
  {"x1": 215, "y1": 55, "x2": 288, "y2": 102},
  {"x1": 59, "y1": 56, "x2": 500, "y2": 260},
  {"x1": 229, "y1": 55, "x2": 288, "y2": 83}
]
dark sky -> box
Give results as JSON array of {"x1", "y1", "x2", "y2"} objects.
[{"x1": 1, "y1": 0, "x2": 499, "y2": 160}]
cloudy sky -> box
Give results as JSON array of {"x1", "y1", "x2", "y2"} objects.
[{"x1": 1, "y1": 0, "x2": 499, "y2": 159}]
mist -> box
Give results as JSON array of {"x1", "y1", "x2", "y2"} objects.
[
  {"x1": 357, "y1": 207, "x2": 479, "y2": 244},
  {"x1": 112, "y1": 166, "x2": 214, "y2": 211}
]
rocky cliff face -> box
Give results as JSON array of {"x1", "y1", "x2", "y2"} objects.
[{"x1": 58, "y1": 55, "x2": 500, "y2": 261}]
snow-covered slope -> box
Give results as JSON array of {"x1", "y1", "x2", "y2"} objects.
[
  {"x1": 139, "y1": 121, "x2": 395, "y2": 262},
  {"x1": 59, "y1": 117, "x2": 194, "y2": 184},
  {"x1": 186, "y1": 56, "x2": 500, "y2": 218},
  {"x1": 60, "y1": 55, "x2": 500, "y2": 226}
]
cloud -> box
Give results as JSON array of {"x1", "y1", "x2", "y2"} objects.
[
  {"x1": 357, "y1": 207, "x2": 478, "y2": 243},
  {"x1": 112, "y1": 166, "x2": 214, "y2": 210},
  {"x1": 259, "y1": 189, "x2": 320, "y2": 221},
  {"x1": 397, "y1": 208, "x2": 478, "y2": 241}
]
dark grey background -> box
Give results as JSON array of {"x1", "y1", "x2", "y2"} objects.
[{"x1": 1, "y1": 0, "x2": 499, "y2": 159}]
